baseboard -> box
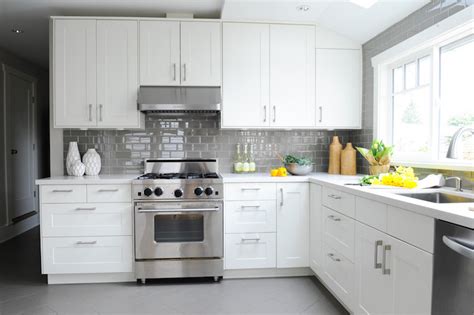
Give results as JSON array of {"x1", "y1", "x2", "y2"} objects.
[
  {"x1": 47, "y1": 272, "x2": 136, "y2": 284},
  {"x1": 223, "y1": 267, "x2": 313, "y2": 279},
  {"x1": 0, "y1": 213, "x2": 39, "y2": 243}
]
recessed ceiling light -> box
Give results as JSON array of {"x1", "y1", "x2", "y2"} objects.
[
  {"x1": 11, "y1": 28, "x2": 24, "y2": 34},
  {"x1": 350, "y1": 0, "x2": 378, "y2": 9},
  {"x1": 296, "y1": 5, "x2": 310, "y2": 12}
]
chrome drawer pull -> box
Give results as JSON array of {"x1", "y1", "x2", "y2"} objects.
[
  {"x1": 241, "y1": 205, "x2": 261, "y2": 209},
  {"x1": 75, "y1": 207, "x2": 96, "y2": 211},
  {"x1": 382, "y1": 245, "x2": 391, "y2": 275},
  {"x1": 374, "y1": 240, "x2": 382, "y2": 269},
  {"x1": 241, "y1": 237, "x2": 260, "y2": 242},
  {"x1": 241, "y1": 187, "x2": 261, "y2": 191},
  {"x1": 328, "y1": 253, "x2": 341, "y2": 262},
  {"x1": 52, "y1": 189, "x2": 73, "y2": 193},
  {"x1": 329, "y1": 194, "x2": 341, "y2": 200},
  {"x1": 76, "y1": 241, "x2": 97, "y2": 245},
  {"x1": 328, "y1": 215, "x2": 341, "y2": 222},
  {"x1": 98, "y1": 189, "x2": 119, "y2": 192}
]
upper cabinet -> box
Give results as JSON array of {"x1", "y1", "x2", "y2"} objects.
[
  {"x1": 53, "y1": 19, "x2": 143, "y2": 129},
  {"x1": 222, "y1": 22, "x2": 315, "y2": 128},
  {"x1": 139, "y1": 21, "x2": 221, "y2": 87}
]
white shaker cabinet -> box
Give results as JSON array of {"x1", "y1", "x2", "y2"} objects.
[
  {"x1": 222, "y1": 23, "x2": 270, "y2": 127},
  {"x1": 270, "y1": 25, "x2": 316, "y2": 128},
  {"x1": 277, "y1": 183, "x2": 309, "y2": 268},
  {"x1": 310, "y1": 183, "x2": 323, "y2": 274},
  {"x1": 53, "y1": 19, "x2": 97, "y2": 128},
  {"x1": 96, "y1": 20, "x2": 140, "y2": 128},
  {"x1": 139, "y1": 21, "x2": 180, "y2": 85},
  {"x1": 315, "y1": 48, "x2": 362, "y2": 129}
]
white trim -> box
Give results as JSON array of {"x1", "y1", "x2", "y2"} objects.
[{"x1": 47, "y1": 273, "x2": 135, "y2": 284}]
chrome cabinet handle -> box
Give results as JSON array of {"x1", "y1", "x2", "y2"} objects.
[
  {"x1": 328, "y1": 194, "x2": 341, "y2": 200},
  {"x1": 88, "y1": 104, "x2": 93, "y2": 121},
  {"x1": 241, "y1": 187, "x2": 261, "y2": 191},
  {"x1": 241, "y1": 236, "x2": 260, "y2": 242},
  {"x1": 328, "y1": 253, "x2": 341, "y2": 262},
  {"x1": 280, "y1": 188, "x2": 284, "y2": 206},
  {"x1": 98, "y1": 189, "x2": 119, "y2": 192},
  {"x1": 382, "y1": 244, "x2": 391, "y2": 275},
  {"x1": 319, "y1": 106, "x2": 323, "y2": 123},
  {"x1": 183, "y1": 64, "x2": 187, "y2": 81},
  {"x1": 52, "y1": 189, "x2": 73, "y2": 193},
  {"x1": 263, "y1": 105, "x2": 267, "y2": 122},
  {"x1": 443, "y1": 236, "x2": 474, "y2": 259},
  {"x1": 273, "y1": 106, "x2": 276, "y2": 122},
  {"x1": 99, "y1": 104, "x2": 103, "y2": 122},
  {"x1": 76, "y1": 241, "x2": 97, "y2": 245},
  {"x1": 172, "y1": 63, "x2": 177, "y2": 81},
  {"x1": 374, "y1": 240, "x2": 382, "y2": 269},
  {"x1": 328, "y1": 215, "x2": 341, "y2": 222},
  {"x1": 241, "y1": 205, "x2": 261, "y2": 209},
  {"x1": 75, "y1": 207, "x2": 96, "y2": 211}
]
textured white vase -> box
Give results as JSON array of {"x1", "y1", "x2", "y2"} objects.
[
  {"x1": 66, "y1": 142, "x2": 81, "y2": 175},
  {"x1": 70, "y1": 160, "x2": 85, "y2": 177},
  {"x1": 83, "y1": 148, "x2": 101, "y2": 176}
]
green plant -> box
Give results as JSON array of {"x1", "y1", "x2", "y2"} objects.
[
  {"x1": 282, "y1": 154, "x2": 312, "y2": 166},
  {"x1": 356, "y1": 140, "x2": 393, "y2": 166}
]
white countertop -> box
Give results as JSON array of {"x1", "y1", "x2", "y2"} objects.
[{"x1": 36, "y1": 172, "x2": 474, "y2": 228}]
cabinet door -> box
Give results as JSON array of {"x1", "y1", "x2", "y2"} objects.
[
  {"x1": 222, "y1": 23, "x2": 270, "y2": 127},
  {"x1": 390, "y1": 235, "x2": 432, "y2": 315},
  {"x1": 54, "y1": 19, "x2": 97, "y2": 127},
  {"x1": 310, "y1": 183, "x2": 323, "y2": 274},
  {"x1": 277, "y1": 183, "x2": 309, "y2": 268},
  {"x1": 355, "y1": 222, "x2": 392, "y2": 315},
  {"x1": 139, "y1": 20, "x2": 180, "y2": 85},
  {"x1": 316, "y1": 49, "x2": 361, "y2": 129},
  {"x1": 270, "y1": 25, "x2": 315, "y2": 127},
  {"x1": 180, "y1": 22, "x2": 221, "y2": 86},
  {"x1": 97, "y1": 20, "x2": 140, "y2": 128}
]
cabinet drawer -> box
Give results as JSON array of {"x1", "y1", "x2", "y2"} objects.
[
  {"x1": 40, "y1": 185, "x2": 86, "y2": 204},
  {"x1": 225, "y1": 200, "x2": 276, "y2": 233},
  {"x1": 42, "y1": 236, "x2": 133, "y2": 274},
  {"x1": 323, "y1": 206, "x2": 355, "y2": 262},
  {"x1": 322, "y1": 187, "x2": 355, "y2": 218},
  {"x1": 322, "y1": 242, "x2": 354, "y2": 310},
  {"x1": 355, "y1": 197, "x2": 387, "y2": 232},
  {"x1": 41, "y1": 203, "x2": 132, "y2": 237},
  {"x1": 225, "y1": 233, "x2": 276, "y2": 269},
  {"x1": 87, "y1": 185, "x2": 131, "y2": 203},
  {"x1": 225, "y1": 183, "x2": 276, "y2": 201}
]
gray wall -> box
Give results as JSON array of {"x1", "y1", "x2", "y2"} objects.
[
  {"x1": 353, "y1": 0, "x2": 473, "y2": 188},
  {"x1": 63, "y1": 114, "x2": 353, "y2": 174},
  {"x1": 0, "y1": 47, "x2": 50, "y2": 227}
]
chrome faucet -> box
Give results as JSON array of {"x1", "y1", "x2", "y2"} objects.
[
  {"x1": 446, "y1": 127, "x2": 474, "y2": 159},
  {"x1": 445, "y1": 177, "x2": 463, "y2": 192}
]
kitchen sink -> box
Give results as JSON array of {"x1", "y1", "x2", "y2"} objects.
[{"x1": 396, "y1": 192, "x2": 474, "y2": 204}]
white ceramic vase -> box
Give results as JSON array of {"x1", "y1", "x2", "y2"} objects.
[
  {"x1": 83, "y1": 148, "x2": 101, "y2": 176},
  {"x1": 66, "y1": 142, "x2": 81, "y2": 175},
  {"x1": 70, "y1": 160, "x2": 85, "y2": 177}
]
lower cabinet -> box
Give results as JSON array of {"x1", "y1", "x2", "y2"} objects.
[
  {"x1": 225, "y1": 233, "x2": 276, "y2": 269},
  {"x1": 310, "y1": 183, "x2": 323, "y2": 273}
]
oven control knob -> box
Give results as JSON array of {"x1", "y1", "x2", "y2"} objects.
[
  {"x1": 205, "y1": 187, "x2": 214, "y2": 196},
  {"x1": 194, "y1": 187, "x2": 204, "y2": 196},
  {"x1": 174, "y1": 189, "x2": 184, "y2": 198},
  {"x1": 144, "y1": 188, "x2": 153, "y2": 197},
  {"x1": 154, "y1": 187, "x2": 163, "y2": 196}
]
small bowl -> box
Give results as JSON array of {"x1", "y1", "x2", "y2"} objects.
[{"x1": 285, "y1": 163, "x2": 313, "y2": 176}]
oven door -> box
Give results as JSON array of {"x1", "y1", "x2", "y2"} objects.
[{"x1": 134, "y1": 201, "x2": 223, "y2": 260}]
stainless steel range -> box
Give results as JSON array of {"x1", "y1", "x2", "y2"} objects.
[{"x1": 133, "y1": 159, "x2": 223, "y2": 283}]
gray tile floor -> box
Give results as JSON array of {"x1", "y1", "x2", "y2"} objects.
[{"x1": 0, "y1": 227, "x2": 348, "y2": 315}]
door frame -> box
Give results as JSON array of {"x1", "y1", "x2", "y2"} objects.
[{"x1": 2, "y1": 64, "x2": 38, "y2": 225}]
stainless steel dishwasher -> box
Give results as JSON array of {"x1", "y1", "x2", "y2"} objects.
[{"x1": 432, "y1": 219, "x2": 474, "y2": 315}]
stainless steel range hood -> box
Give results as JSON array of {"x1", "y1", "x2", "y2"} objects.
[{"x1": 138, "y1": 86, "x2": 221, "y2": 113}]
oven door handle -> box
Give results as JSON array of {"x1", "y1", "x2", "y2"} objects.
[{"x1": 137, "y1": 207, "x2": 220, "y2": 213}]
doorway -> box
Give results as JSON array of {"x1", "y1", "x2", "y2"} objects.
[{"x1": 2, "y1": 64, "x2": 37, "y2": 225}]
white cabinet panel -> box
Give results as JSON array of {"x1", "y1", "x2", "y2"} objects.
[
  {"x1": 277, "y1": 183, "x2": 309, "y2": 268},
  {"x1": 322, "y1": 187, "x2": 355, "y2": 218},
  {"x1": 42, "y1": 236, "x2": 133, "y2": 274},
  {"x1": 41, "y1": 203, "x2": 132, "y2": 237},
  {"x1": 54, "y1": 19, "x2": 97, "y2": 127},
  {"x1": 222, "y1": 23, "x2": 270, "y2": 127},
  {"x1": 323, "y1": 206, "x2": 355, "y2": 262},
  {"x1": 139, "y1": 20, "x2": 180, "y2": 85},
  {"x1": 40, "y1": 185, "x2": 87, "y2": 204},
  {"x1": 86, "y1": 184, "x2": 132, "y2": 203},
  {"x1": 225, "y1": 183, "x2": 276, "y2": 201},
  {"x1": 96, "y1": 20, "x2": 139, "y2": 128},
  {"x1": 180, "y1": 21, "x2": 221, "y2": 86},
  {"x1": 316, "y1": 49, "x2": 361, "y2": 129},
  {"x1": 270, "y1": 25, "x2": 315, "y2": 127},
  {"x1": 225, "y1": 200, "x2": 276, "y2": 233},
  {"x1": 315, "y1": 27, "x2": 361, "y2": 49},
  {"x1": 310, "y1": 183, "x2": 323, "y2": 274},
  {"x1": 225, "y1": 233, "x2": 276, "y2": 269},
  {"x1": 355, "y1": 197, "x2": 387, "y2": 232}
]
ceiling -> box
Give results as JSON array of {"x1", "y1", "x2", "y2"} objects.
[{"x1": 0, "y1": 0, "x2": 429, "y2": 69}]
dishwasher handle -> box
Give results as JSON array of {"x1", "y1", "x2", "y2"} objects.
[{"x1": 442, "y1": 235, "x2": 474, "y2": 260}]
